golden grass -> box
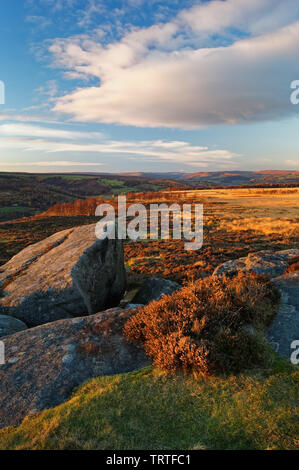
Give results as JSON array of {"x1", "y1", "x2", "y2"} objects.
[{"x1": 220, "y1": 217, "x2": 299, "y2": 237}]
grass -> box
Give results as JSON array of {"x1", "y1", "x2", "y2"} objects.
[
  {"x1": 0, "y1": 357, "x2": 297, "y2": 450},
  {"x1": 98, "y1": 178, "x2": 126, "y2": 187},
  {"x1": 0, "y1": 206, "x2": 35, "y2": 214}
]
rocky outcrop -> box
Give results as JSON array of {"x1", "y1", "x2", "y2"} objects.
[
  {"x1": 0, "y1": 315, "x2": 27, "y2": 338},
  {"x1": 213, "y1": 248, "x2": 299, "y2": 360},
  {"x1": 265, "y1": 271, "x2": 299, "y2": 358},
  {"x1": 132, "y1": 277, "x2": 180, "y2": 305},
  {"x1": 213, "y1": 249, "x2": 299, "y2": 278},
  {"x1": 0, "y1": 224, "x2": 126, "y2": 327},
  {"x1": 0, "y1": 307, "x2": 148, "y2": 429}
]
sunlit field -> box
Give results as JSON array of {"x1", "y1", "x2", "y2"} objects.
[
  {"x1": 1, "y1": 188, "x2": 298, "y2": 284},
  {"x1": 124, "y1": 187, "x2": 299, "y2": 282}
]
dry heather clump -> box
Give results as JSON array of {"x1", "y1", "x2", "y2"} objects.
[{"x1": 124, "y1": 273, "x2": 280, "y2": 375}]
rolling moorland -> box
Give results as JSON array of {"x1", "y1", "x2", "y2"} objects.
[
  {"x1": 0, "y1": 177, "x2": 298, "y2": 449},
  {"x1": 0, "y1": 170, "x2": 298, "y2": 223},
  {"x1": 0, "y1": 172, "x2": 181, "y2": 222}
]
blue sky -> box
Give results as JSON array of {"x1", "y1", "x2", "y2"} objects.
[{"x1": 0, "y1": 0, "x2": 299, "y2": 173}]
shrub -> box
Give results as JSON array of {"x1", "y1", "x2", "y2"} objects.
[{"x1": 123, "y1": 273, "x2": 280, "y2": 375}]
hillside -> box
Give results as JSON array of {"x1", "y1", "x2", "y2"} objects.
[{"x1": 0, "y1": 172, "x2": 180, "y2": 222}]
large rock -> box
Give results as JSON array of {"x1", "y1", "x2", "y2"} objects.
[
  {"x1": 266, "y1": 271, "x2": 299, "y2": 359},
  {"x1": 132, "y1": 277, "x2": 180, "y2": 305},
  {"x1": 0, "y1": 315, "x2": 27, "y2": 338},
  {"x1": 0, "y1": 307, "x2": 148, "y2": 429},
  {"x1": 0, "y1": 224, "x2": 126, "y2": 326},
  {"x1": 213, "y1": 249, "x2": 299, "y2": 278},
  {"x1": 213, "y1": 249, "x2": 299, "y2": 361}
]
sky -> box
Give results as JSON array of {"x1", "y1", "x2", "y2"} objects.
[{"x1": 0, "y1": 0, "x2": 299, "y2": 173}]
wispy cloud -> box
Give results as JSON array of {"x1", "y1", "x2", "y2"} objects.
[
  {"x1": 0, "y1": 122, "x2": 236, "y2": 167},
  {"x1": 28, "y1": 160, "x2": 103, "y2": 167},
  {"x1": 0, "y1": 123, "x2": 105, "y2": 140},
  {"x1": 25, "y1": 14, "x2": 52, "y2": 29},
  {"x1": 0, "y1": 160, "x2": 104, "y2": 172}
]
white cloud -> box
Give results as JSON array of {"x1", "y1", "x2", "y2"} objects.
[
  {"x1": 179, "y1": 0, "x2": 299, "y2": 36},
  {"x1": 47, "y1": 0, "x2": 299, "y2": 128},
  {"x1": 31, "y1": 160, "x2": 103, "y2": 166},
  {"x1": 0, "y1": 123, "x2": 104, "y2": 140}
]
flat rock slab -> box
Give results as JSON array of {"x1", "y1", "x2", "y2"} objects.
[
  {"x1": 0, "y1": 307, "x2": 148, "y2": 429},
  {"x1": 213, "y1": 249, "x2": 299, "y2": 278},
  {"x1": 0, "y1": 315, "x2": 27, "y2": 338},
  {"x1": 266, "y1": 271, "x2": 299, "y2": 359},
  {"x1": 0, "y1": 224, "x2": 126, "y2": 326}
]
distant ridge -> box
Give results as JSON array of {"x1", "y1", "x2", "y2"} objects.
[{"x1": 117, "y1": 170, "x2": 299, "y2": 185}]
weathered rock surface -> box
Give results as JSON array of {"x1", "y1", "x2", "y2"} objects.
[
  {"x1": 132, "y1": 277, "x2": 180, "y2": 305},
  {"x1": 0, "y1": 307, "x2": 148, "y2": 429},
  {"x1": 265, "y1": 271, "x2": 299, "y2": 359},
  {"x1": 213, "y1": 249, "x2": 299, "y2": 278},
  {"x1": 0, "y1": 224, "x2": 126, "y2": 326},
  {"x1": 0, "y1": 315, "x2": 27, "y2": 338},
  {"x1": 213, "y1": 249, "x2": 299, "y2": 360}
]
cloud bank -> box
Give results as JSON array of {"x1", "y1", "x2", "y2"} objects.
[{"x1": 47, "y1": 0, "x2": 299, "y2": 128}]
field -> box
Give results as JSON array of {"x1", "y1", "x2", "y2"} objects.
[{"x1": 124, "y1": 187, "x2": 299, "y2": 282}]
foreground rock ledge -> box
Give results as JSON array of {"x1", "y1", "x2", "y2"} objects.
[
  {"x1": 0, "y1": 224, "x2": 126, "y2": 326},
  {"x1": 0, "y1": 307, "x2": 148, "y2": 430},
  {"x1": 213, "y1": 249, "x2": 299, "y2": 278}
]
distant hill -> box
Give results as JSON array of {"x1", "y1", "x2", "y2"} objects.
[
  {"x1": 121, "y1": 170, "x2": 299, "y2": 186},
  {"x1": 0, "y1": 172, "x2": 180, "y2": 222}
]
